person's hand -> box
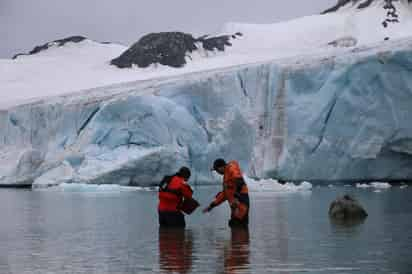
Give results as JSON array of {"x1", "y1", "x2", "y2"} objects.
[{"x1": 202, "y1": 206, "x2": 211, "y2": 214}]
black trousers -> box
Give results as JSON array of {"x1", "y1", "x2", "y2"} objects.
[
  {"x1": 229, "y1": 215, "x2": 249, "y2": 228},
  {"x1": 229, "y1": 193, "x2": 250, "y2": 228},
  {"x1": 158, "y1": 211, "x2": 186, "y2": 228}
]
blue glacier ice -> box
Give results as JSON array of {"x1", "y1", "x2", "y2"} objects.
[{"x1": 1, "y1": 38, "x2": 412, "y2": 187}]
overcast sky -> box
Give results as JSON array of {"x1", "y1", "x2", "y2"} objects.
[{"x1": 0, "y1": 0, "x2": 335, "y2": 58}]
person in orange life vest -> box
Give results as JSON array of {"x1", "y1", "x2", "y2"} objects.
[
  {"x1": 203, "y1": 159, "x2": 250, "y2": 227},
  {"x1": 158, "y1": 167, "x2": 193, "y2": 228}
]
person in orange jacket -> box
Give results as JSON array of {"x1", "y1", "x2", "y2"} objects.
[
  {"x1": 203, "y1": 159, "x2": 250, "y2": 227},
  {"x1": 158, "y1": 167, "x2": 194, "y2": 228}
]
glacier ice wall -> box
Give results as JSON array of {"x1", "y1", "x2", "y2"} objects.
[{"x1": 2, "y1": 40, "x2": 412, "y2": 186}]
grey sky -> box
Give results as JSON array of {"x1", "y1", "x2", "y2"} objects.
[{"x1": 0, "y1": 0, "x2": 335, "y2": 58}]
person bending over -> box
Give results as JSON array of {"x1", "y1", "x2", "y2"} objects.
[
  {"x1": 203, "y1": 159, "x2": 250, "y2": 227},
  {"x1": 158, "y1": 167, "x2": 194, "y2": 228}
]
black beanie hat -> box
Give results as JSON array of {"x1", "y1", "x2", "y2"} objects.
[
  {"x1": 212, "y1": 158, "x2": 226, "y2": 171},
  {"x1": 177, "y1": 166, "x2": 191, "y2": 180}
]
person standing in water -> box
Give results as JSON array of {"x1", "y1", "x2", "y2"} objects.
[
  {"x1": 203, "y1": 159, "x2": 250, "y2": 227},
  {"x1": 158, "y1": 167, "x2": 195, "y2": 228}
]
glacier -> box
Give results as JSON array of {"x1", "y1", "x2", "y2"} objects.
[{"x1": 2, "y1": 37, "x2": 412, "y2": 187}]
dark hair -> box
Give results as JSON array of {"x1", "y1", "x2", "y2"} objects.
[
  {"x1": 213, "y1": 158, "x2": 226, "y2": 170},
  {"x1": 176, "y1": 166, "x2": 191, "y2": 180}
]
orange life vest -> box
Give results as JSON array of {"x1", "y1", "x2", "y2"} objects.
[
  {"x1": 158, "y1": 176, "x2": 193, "y2": 212},
  {"x1": 212, "y1": 161, "x2": 249, "y2": 220}
]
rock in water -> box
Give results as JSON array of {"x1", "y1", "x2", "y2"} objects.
[
  {"x1": 111, "y1": 32, "x2": 242, "y2": 68},
  {"x1": 329, "y1": 195, "x2": 368, "y2": 221}
]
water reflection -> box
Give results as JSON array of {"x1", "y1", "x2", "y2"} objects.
[
  {"x1": 2, "y1": 187, "x2": 412, "y2": 273},
  {"x1": 223, "y1": 227, "x2": 250, "y2": 274},
  {"x1": 329, "y1": 217, "x2": 366, "y2": 228},
  {"x1": 158, "y1": 228, "x2": 193, "y2": 274}
]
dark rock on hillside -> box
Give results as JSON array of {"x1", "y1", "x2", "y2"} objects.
[
  {"x1": 329, "y1": 195, "x2": 368, "y2": 222},
  {"x1": 111, "y1": 32, "x2": 242, "y2": 69},
  {"x1": 322, "y1": 0, "x2": 412, "y2": 14},
  {"x1": 322, "y1": 0, "x2": 359, "y2": 14},
  {"x1": 12, "y1": 36, "x2": 87, "y2": 59},
  {"x1": 357, "y1": 0, "x2": 375, "y2": 9},
  {"x1": 200, "y1": 35, "x2": 233, "y2": 52},
  {"x1": 382, "y1": 0, "x2": 400, "y2": 28},
  {"x1": 322, "y1": 0, "x2": 411, "y2": 41},
  {"x1": 198, "y1": 32, "x2": 242, "y2": 52},
  {"x1": 111, "y1": 32, "x2": 197, "y2": 68}
]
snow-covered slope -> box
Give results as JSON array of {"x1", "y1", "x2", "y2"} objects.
[
  {"x1": 224, "y1": 0, "x2": 412, "y2": 52},
  {"x1": 1, "y1": 0, "x2": 412, "y2": 108},
  {"x1": 1, "y1": 2, "x2": 412, "y2": 186}
]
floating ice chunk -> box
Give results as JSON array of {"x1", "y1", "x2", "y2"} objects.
[
  {"x1": 370, "y1": 182, "x2": 392, "y2": 188},
  {"x1": 356, "y1": 183, "x2": 370, "y2": 188},
  {"x1": 34, "y1": 183, "x2": 157, "y2": 193},
  {"x1": 245, "y1": 176, "x2": 312, "y2": 192},
  {"x1": 400, "y1": 185, "x2": 408, "y2": 189},
  {"x1": 356, "y1": 182, "x2": 392, "y2": 189},
  {"x1": 298, "y1": 181, "x2": 313, "y2": 190}
]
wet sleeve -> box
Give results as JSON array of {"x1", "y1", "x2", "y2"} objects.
[
  {"x1": 180, "y1": 183, "x2": 193, "y2": 199},
  {"x1": 210, "y1": 191, "x2": 226, "y2": 208}
]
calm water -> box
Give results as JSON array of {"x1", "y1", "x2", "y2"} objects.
[{"x1": 0, "y1": 185, "x2": 411, "y2": 274}]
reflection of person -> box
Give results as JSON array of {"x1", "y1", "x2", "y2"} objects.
[
  {"x1": 203, "y1": 159, "x2": 250, "y2": 227},
  {"x1": 224, "y1": 227, "x2": 250, "y2": 274},
  {"x1": 158, "y1": 167, "x2": 193, "y2": 228},
  {"x1": 158, "y1": 228, "x2": 193, "y2": 274}
]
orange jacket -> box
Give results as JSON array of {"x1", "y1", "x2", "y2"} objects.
[
  {"x1": 158, "y1": 176, "x2": 193, "y2": 212},
  {"x1": 211, "y1": 161, "x2": 249, "y2": 219}
]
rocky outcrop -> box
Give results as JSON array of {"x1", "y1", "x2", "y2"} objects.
[
  {"x1": 322, "y1": 0, "x2": 412, "y2": 14},
  {"x1": 322, "y1": 0, "x2": 370, "y2": 14},
  {"x1": 110, "y1": 32, "x2": 242, "y2": 68},
  {"x1": 12, "y1": 36, "x2": 87, "y2": 59},
  {"x1": 329, "y1": 195, "x2": 368, "y2": 221}
]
